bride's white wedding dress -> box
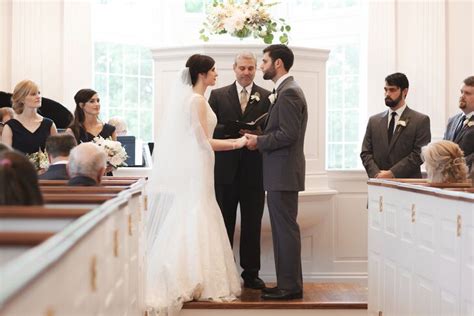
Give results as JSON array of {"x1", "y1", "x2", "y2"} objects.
[{"x1": 145, "y1": 71, "x2": 241, "y2": 315}]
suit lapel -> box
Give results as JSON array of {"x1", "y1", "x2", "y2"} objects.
[
  {"x1": 228, "y1": 83, "x2": 243, "y2": 118},
  {"x1": 265, "y1": 76, "x2": 294, "y2": 127},
  {"x1": 455, "y1": 116, "x2": 473, "y2": 142},
  {"x1": 379, "y1": 112, "x2": 390, "y2": 151},
  {"x1": 388, "y1": 107, "x2": 410, "y2": 152}
]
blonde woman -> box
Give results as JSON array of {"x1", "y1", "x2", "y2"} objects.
[
  {"x1": 1, "y1": 80, "x2": 57, "y2": 154},
  {"x1": 422, "y1": 140, "x2": 468, "y2": 183}
]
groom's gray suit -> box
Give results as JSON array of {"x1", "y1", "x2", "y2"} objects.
[{"x1": 257, "y1": 76, "x2": 307, "y2": 292}]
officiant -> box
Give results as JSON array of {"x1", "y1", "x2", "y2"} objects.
[{"x1": 208, "y1": 51, "x2": 270, "y2": 289}]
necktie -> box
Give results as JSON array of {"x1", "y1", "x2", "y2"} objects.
[
  {"x1": 453, "y1": 115, "x2": 466, "y2": 140},
  {"x1": 240, "y1": 88, "x2": 248, "y2": 113},
  {"x1": 387, "y1": 112, "x2": 397, "y2": 143}
]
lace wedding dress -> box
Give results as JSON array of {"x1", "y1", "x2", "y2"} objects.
[{"x1": 145, "y1": 70, "x2": 241, "y2": 315}]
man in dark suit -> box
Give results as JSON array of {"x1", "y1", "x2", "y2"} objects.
[
  {"x1": 67, "y1": 143, "x2": 106, "y2": 186},
  {"x1": 361, "y1": 72, "x2": 431, "y2": 178},
  {"x1": 208, "y1": 51, "x2": 270, "y2": 289},
  {"x1": 444, "y1": 75, "x2": 474, "y2": 171},
  {"x1": 39, "y1": 134, "x2": 77, "y2": 180},
  {"x1": 246, "y1": 45, "x2": 307, "y2": 300}
]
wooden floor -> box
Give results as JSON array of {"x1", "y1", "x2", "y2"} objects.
[{"x1": 183, "y1": 283, "x2": 367, "y2": 309}]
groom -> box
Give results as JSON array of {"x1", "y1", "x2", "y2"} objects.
[{"x1": 246, "y1": 44, "x2": 307, "y2": 300}]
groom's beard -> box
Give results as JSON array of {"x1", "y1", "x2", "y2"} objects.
[
  {"x1": 263, "y1": 64, "x2": 277, "y2": 80},
  {"x1": 385, "y1": 94, "x2": 403, "y2": 108}
]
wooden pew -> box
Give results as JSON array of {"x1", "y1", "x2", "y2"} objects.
[
  {"x1": 0, "y1": 206, "x2": 93, "y2": 265},
  {"x1": 40, "y1": 186, "x2": 129, "y2": 194},
  {"x1": 39, "y1": 179, "x2": 138, "y2": 186}
]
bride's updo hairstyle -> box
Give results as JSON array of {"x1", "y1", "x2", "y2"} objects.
[
  {"x1": 422, "y1": 140, "x2": 468, "y2": 183},
  {"x1": 185, "y1": 54, "x2": 215, "y2": 86}
]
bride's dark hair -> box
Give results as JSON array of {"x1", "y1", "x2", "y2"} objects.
[{"x1": 185, "y1": 54, "x2": 215, "y2": 86}]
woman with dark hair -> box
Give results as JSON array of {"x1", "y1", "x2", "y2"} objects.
[
  {"x1": 146, "y1": 54, "x2": 246, "y2": 314},
  {"x1": 0, "y1": 150, "x2": 43, "y2": 205},
  {"x1": 1, "y1": 80, "x2": 57, "y2": 155},
  {"x1": 66, "y1": 89, "x2": 117, "y2": 143}
]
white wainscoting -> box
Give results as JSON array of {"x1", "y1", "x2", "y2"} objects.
[{"x1": 233, "y1": 170, "x2": 369, "y2": 284}]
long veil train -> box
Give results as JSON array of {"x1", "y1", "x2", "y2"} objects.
[{"x1": 145, "y1": 69, "x2": 241, "y2": 315}]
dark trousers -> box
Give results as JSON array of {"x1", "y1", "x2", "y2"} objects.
[
  {"x1": 267, "y1": 190, "x2": 303, "y2": 292},
  {"x1": 215, "y1": 179, "x2": 264, "y2": 279}
]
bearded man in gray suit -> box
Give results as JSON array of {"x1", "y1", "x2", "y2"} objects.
[
  {"x1": 361, "y1": 72, "x2": 431, "y2": 179},
  {"x1": 246, "y1": 44, "x2": 307, "y2": 300},
  {"x1": 208, "y1": 51, "x2": 271, "y2": 289},
  {"x1": 443, "y1": 75, "x2": 474, "y2": 171}
]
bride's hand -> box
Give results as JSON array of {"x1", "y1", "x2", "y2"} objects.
[{"x1": 233, "y1": 136, "x2": 247, "y2": 149}]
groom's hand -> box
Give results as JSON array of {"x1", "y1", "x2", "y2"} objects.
[{"x1": 245, "y1": 133, "x2": 258, "y2": 150}]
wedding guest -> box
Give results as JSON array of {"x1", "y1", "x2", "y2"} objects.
[
  {"x1": 0, "y1": 107, "x2": 14, "y2": 138},
  {"x1": 1, "y1": 80, "x2": 58, "y2": 154},
  {"x1": 0, "y1": 91, "x2": 73, "y2": 128},
  {"x1": 39, "y1": 134, "x2": 77, "y2": 180},
  {"x1": 0, "y1": 150, "x2": 43, "y2": 205},
  {"x1": 443, "y1": 76, "x2": 474, "y2": 171},
  {"x1": 66, "y1": 89, "x2": 117, "y2": 143},
  {"x1": 360, "y1": 73, "x2": 431, "y2": 178},
  {"x1": 108, "y1": 116, "x2": 128, "y2": 136},
  {"x1": 67, "y1": 142, "x2": 106, "y2": 186},
  {"x1": 422, "y1": 140, "x2": 468, "y2": 183}
]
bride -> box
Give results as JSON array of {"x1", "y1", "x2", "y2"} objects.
[{"x1": 146, "y1": 54, "x2": 246, "y2": 315}]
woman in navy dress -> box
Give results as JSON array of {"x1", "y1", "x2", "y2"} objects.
[
  {"x1": 66, "y1": 89, "x2": 117, "y2": 143},
  {"x1": 1, "y1": 80, "x2": 57, "y2": 155}
]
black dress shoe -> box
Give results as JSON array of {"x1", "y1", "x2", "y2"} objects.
[
  {"x1": 261, "y1": 289, "x2": 303, "y2": 300},
  {"x1": 262, "y1": 286, "x2": 279, "y2": 294},
  {"x1": 243, "y1": 277, "x2": 266, "y2": 289}
]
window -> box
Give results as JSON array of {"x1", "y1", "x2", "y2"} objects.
[{"x1": 94, "y1": 42, "x2": 154, "y2": 141}]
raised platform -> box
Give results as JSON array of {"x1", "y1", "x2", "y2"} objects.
[{"x1": 182, "y1": 283, "x2": 367, "y2": 315}]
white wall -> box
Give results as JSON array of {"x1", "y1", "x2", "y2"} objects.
[
  {"x1": 367, "y1": 0, "x2": 474, "y2": 141},
  {"x1": 0, "y1": 0, "x2": 92, "y2": 111}
]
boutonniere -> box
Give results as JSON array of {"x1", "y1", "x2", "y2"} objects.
[
  {"x1": 397, "y1": 119, "x2": 408, "y2": 127},
  {"x1": 268, "y1": 92, "x2": 278, "y2": 105},
  {"x1": 249, "y1": 92, "x2": 261, "y2": 104},
  {"x1": 467, "y1": 120, "x2": 474, "y2": 127}
]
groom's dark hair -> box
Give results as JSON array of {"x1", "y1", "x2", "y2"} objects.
[
  {"x1": 263, "y1": 44, "x2": 294, "y2": 71},
  {"x1": 186, "y1": 54, "x2": 215, "y2": 86}
]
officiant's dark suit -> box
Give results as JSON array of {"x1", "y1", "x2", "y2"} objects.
[
  {"x1": 443, "y1": 76, "x2": 474, "y2": 171},
  {"x1": 361, "y1": 73, "x2": 431, "y2": 178},
  {"x1": 208, "y1": 53, "x2": 270, "y2": 288}
]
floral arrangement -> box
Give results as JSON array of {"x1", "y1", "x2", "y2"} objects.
[
  {"x1": 199, "y1": 0, "x2": 291, "y2": 44},
  {"x1": 92, "y1": 136, "x2": 128, "y2": 168},
  {"x1": 27, "y1": 149, "x2": 49, "y2": 170}
]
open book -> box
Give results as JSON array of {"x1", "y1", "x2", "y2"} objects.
[{"x1": 224, "y1": 112, "x2": 269, "y2": 135}]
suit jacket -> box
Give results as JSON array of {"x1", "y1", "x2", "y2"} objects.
[
  {"x1": 361, "y1": 106, "x2": 431, "y2": 178},
  {"x1": 209, "y1": 82, "x2": 271, "y2": 186},
  {"x1": 257, "y1": 76, "x2": 308, "y2": 191},
  {"x1": 444, "y1": 113, "x2": 474, "y2": 170},
  {"x1": 67, "y1": 175, "x2": 98, "y2": 186},
  {"x1": 38, "y1": 163, "x2": 69, "y2": 180}
]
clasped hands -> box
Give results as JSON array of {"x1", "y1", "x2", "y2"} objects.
[{"x1": 232, "y1": 133, "x2": 258, "y2": 150}]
